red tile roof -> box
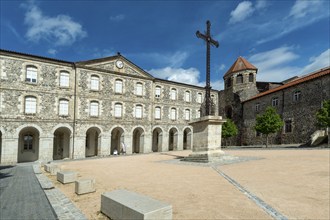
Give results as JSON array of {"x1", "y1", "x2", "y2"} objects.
[
  {"x1": 223, "y1": 56, "x2": 257, "y2": 78},
  {"x1": 244, "y1": 67, "x2": 330, "y2": 102}
]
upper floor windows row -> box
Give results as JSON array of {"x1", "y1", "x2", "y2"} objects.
[
  {"x1": 25, "y1": 66, "x2": 71, "y2": 87},
  {"x1": 24, "y1": 96, "x2": 69, "y2": 116},
  {"x1": 156, "y1": 87, "x2": 203, "y2": 103}
]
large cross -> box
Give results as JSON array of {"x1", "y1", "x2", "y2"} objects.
[{"x1": 196, "y1": 20, "x2": 219, "y2": 116}]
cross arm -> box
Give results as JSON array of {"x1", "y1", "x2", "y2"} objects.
[
  {"x1": 210, "y1": 39, "x2": 219, "y2": 48},
  {"x1": 196, "y1": 31, "x2": 207, "y2": 41}
]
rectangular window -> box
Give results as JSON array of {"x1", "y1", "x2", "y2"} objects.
[
  {"x1": 155, "y1": 107, "x2": 161, "y2": 119},
  {"x1": 185, "y1": 109, "x2": 190, "y2": 120},
  {"x1": 155, "y1": 87, "x2": 161, "y2": 98},
  {"x1": 135, "y1": 105, "x2": 142, "y2": 118},
  {"x1": 91, "y1": 76, "x2": 100, "y2": 90},
  {"x1": 255, "y1": 103, "x2": 260, "y2": 112},
  {"x1": 285, "y1": 120, "x2": 292, "y2": 133},
  {"x1": 26, "y1": 66, "x2": 37, "y2": 83},
  {"x1": 185, "y1": 91, "x2": 190, "y2": 102},
  {"x1": 60, "y1": 72, "x2": 69, "y2": 87},
  {"x1": 197, "y1": 93, "x2": 202, "y2": 103},
  {"x1": 115, "y1": 80, "x2": 123, "y2": 94},
  {"x1": 171, "y1": 89, "x2": 177, "y2": 100},
  {"x1": 196, "y1": 110, "x2": 201, "y2": 118},
  {"x1": 136, "y1": 83, "x2": 143, "y2": 96},
  {"x1": 272, "y1": 97, "x2": 279, "y2": 106},
  {"x1": 90, "y1": 102, "x2": 99, "y2": 116},
  {"x1": 59, "y1": 100, "x2": 69, "y2": 116},
  {"x1": 293, "y1": 91, "x2": 301, "y2": 102},
  {"x1": 171, "y1": 108, "x2": 176, "y2": 120},
  {"x1": 115, "y1": 103, "x2": 122, "y2": 118},
  {"x1": 25, "y1": 97, "x2": 37, "y2": 114},
  {"x1": 23, "y1": 135, "x2": 33, "y2": 150}
]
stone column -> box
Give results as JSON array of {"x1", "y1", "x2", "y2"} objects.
[
  {"x1": 39, "y1": 136, "x2": 53, "y2": 162},
  {"x1": 0, "y1": 137, "x2": 18, "y2": 164},
  {"x1": 73, "y1": 136, "x2": 86, "y2": 159},
  {"x1": 100, "y1": 134, "x2": 111, "y2": 156}
]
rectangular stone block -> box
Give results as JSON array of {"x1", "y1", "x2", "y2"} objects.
[
  {"x1": 101, "y1": 189, "x2": 172, "y2": 220},
  {"x1": 57, "y1": 171, "x2": 77, "y2": 184},
  {"x1": 75, "y1": 179, "x2": 96, "y2": 195},
  {"x1": 50, "y1": 166, "x2": 61, "y2": 176},
  {"x1": 44, "y1": 164, "x2": 52, "y2": 172}
]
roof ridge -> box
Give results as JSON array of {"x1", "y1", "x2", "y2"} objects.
[{"x1": 223, "y1": 56, "x2": 257, "y2": 78}]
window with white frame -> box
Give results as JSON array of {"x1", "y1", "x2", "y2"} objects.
[
  {"x1": 185, "y1": 109, "x2": 190, "y2": 120},
  {"x1": 196, "y1": 110, "x2": 201, "y2": 118},
  {"x1": 272, "y1": 97, "x2": 279, "y2": 106},
  {"x1": 185, "y1": 91, "x2": 190, "y2": 102},
  {"x1": 59, "y1": 99, "x2": 69, "y2": 116},
  {"x1": 135, "y1": 104, "x2": 143, "y2": 118},
  {"x1": 59, "y1": 71, "x2": 69, "y2": 87},
  {"x1": 293, "y1": 91, "x2": 301, "y2": 102},
  {"x1": 197, "y1": 93, "x2": 202, "y2": 103},
  {"x1": 90, "y1": 75, "x2": 100, "y2": 90},
  {"x1": 136, "y1": 83, "x2": 143, "y2": 96},
  {"x1": 171, "y1": 108, "x2": 177, "y2": 120},
  {"x1": 90, "y1": 101, "x2": 99, "y2": 117},
  {"x1": 155, "y1": 86, "x2": 161, "y2": 98},
  {"x1": 114, "y1": 103, "x2": 122, "y2": 118},
  {"x1": 23, "y1": 134, "x2": 33, "y2": 150},
  {"x1": 26, "y1": 66, "x2": 37, "y2": 83},
  {"x1": 115, "y1": 79, "x2": 123, "y2": 94},
  {"x1": 155, "y1": 106, "x2": 161, "y2": 119},
  {"x1": 25, "y1": 96, "x2": 37, "y2": 114},
  {"x1": 170, "y1": 88, "x2": 177, "y2": 100}
]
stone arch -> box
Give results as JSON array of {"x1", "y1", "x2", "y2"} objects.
[
  {"x1": 18, "y1": 126, "x2": 41, "y2": 163},
  {"x1": 183, "y1": 127, "x2": 193, "y2": 150},
  {"x1": 168, "y1": 127, "x2": 178, "y2": 151},
  {"x1": 111, "y1": 127, "x2": 125, "y2": 155},
  {"x1": 132, "y1": 127, "x2": 145, "y2": 153},
  {"x1": 51, "y1": 123, "x2": 73, "y2": 135},
  {"x1": 15, "y1": 124, "x2": 43, "y2": 137},
  {"x1": 152, "y1": 127, "x2": 163, "y2": 152},
  {"x1": 53, "y1": 126, "x2": 72, "y2": 160},
  {"x1": 85, "y1": 127, "x2": 101, "y2": 157}
]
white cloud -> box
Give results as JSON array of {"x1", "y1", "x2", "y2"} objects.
[
  {"x1": 301, "y1": 49, "x2": 330, "y2": 74},
  {"x1": 137, "y1": 51, "x2": 189, "y2": 68},
  {"x1": 289, "y1": 0, "x2": 323, "y2": 19},
  {"x1": 229, "y1": 1, "x2": 255, "y2": 24},
  {"x1": 255, "y1": 0, "x2": 268, "y2": 10},
  {"x1": 110, "y1": 14, "x2": 125, "y2": 21},
  {"x1": 47, "y1": 49, "x2": 57, "y2": 55},
  {"x1": 23, "y1": 3, "x2": 87, "y2": 46}
]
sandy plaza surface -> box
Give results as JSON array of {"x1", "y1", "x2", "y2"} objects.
[{"x1": 46, "y1": 149, "x2": 330, "y2": 220}]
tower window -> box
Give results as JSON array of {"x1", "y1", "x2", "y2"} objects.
[
  {"x1": 236, "y1": 74, "x2": 243, "y2": 84},
  {"x1": 249, "y1": 73, "x2": 254, "y2": 82}
]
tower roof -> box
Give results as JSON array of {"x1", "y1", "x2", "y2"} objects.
[{"x1": 223, "y1": 56, "x2": 257, "y2": 78}]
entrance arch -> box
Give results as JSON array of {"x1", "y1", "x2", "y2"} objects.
[
  {"x1": 168, "y1": 127, "x2": 178, "y2": 151},
  {"x1": 132, "y1": 127, "x2": 144, "y2": 153},
  {"x1": 18, "y1": 127, "x2": 40, "y2": 163},
  {"x1": 183, "y1": 127, "x2": 192, "y2": 150},
  {"x1": 85, "y1": 127, "x2": 101, "y2": 157},
  {"x1": 53, "y1": 127, "x2": 71, "y2": 160},
  {"x1": 152, "y1": 127, "x2": 163, "y2": 152},
  {"x1": 111, "y1": 127, "x2": 125, "y2": 155}
]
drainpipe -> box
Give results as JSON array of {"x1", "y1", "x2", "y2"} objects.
[{"x1": 72, "y1": 62, "x2": 77, "y2": 159}]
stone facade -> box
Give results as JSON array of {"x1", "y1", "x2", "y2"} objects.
[{"x1": 0, "y1": 50, "x2": 218, "y2": 164}]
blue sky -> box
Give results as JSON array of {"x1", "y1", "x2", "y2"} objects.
[{"x1": 1, "y1": 0, "x2": 329, "y2": 90}]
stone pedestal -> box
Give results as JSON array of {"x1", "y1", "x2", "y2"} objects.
[
  {"x1": 182, "y1": 116, "x2": 226, "y2": 163},
  {"x1": 57, "y1": 171, "x2": 77, "y2": 184},
  {"x1": 75, "y1": 179, "x2": 96, "y2": 195}
]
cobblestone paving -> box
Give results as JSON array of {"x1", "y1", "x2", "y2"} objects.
[{"x1": 0, "y1": 164, "x2": 57, "y2": 220}]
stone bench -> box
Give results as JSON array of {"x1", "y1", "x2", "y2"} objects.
[
  {"x1": 75, "y1": 179, "x2": 96, "y2": 195},
  {"x1": 101, "y1": 189, "x2": 172, "y2": 220},
  {"x1": 57, "y1": 171, "x2": 77, "y2": 184},
  {"x1": 44, "y1": 164, "x2": 53, "y2": 172}
]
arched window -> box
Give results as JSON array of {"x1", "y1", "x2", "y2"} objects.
[
  {"x1": 185, "y1": 109, "x2": 190, "y2": 120},
  {"x1": 90, "y1": 101, "x2": 99, "y2": 116},
  {"x1": 26, "y1": 66, "x2": 37, "y2": 83},
  {"x1": 171, "y1": 88, "x2": 177, "y2": 100},
  {"x1": 197, "y1": 93, "x2": 203, "y2": 103},
  {"x1": 115, "y1": 79, "x2": 123, "y2": 94},
  {"x1": 25, "y1": 96, "x2": 37, "y2": 114},
  {"x1": 114, "y1": 103, "x2": 122, "y2": 118},
  {"x1": 185, "y1": 91, "x2": 190, "y2": 102},
  {"x1": 249, "y1": 73, "x2": 254, "y2": 82},
  {"x1": 155, "y1": 106, "x2": 161, "y2": 119},
  {"x1": 155, "y1": 86, "x2": 161, "y2": 98},
  {"x1": 90, "y1": 75, "x2": 100, "y2": 90},
  {"x1": 59, "y1": 99, "x2": 69, "y2": 116},
  {"x1": 60, "y1": 71, "x2": 69, "y2": 87},
  {"x1": 236, "y1": 74, "x2": 243, "y2": 84},
  {"x1": 136, "y1": 82, "x2": 143, "y2": 96},
  {"x1": 135, "y1": 104, "x2": 143, "y2": 118},
  {"x1": 171, "y1": 108, "x2": 177, "y2": 120}
]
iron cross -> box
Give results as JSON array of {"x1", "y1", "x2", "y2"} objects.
[{"x1": 196, "y1": 20, "x2": 219, "y2": 116}]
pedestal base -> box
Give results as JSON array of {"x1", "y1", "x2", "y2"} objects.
[{"x1": 182, "y1": 116, "x2": 226, "y2": 163}]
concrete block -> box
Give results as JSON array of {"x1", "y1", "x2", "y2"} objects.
[
  {"x1": 75, "y1": 179, "x2": 96, "y2": 195},
  {"x1": 44, "y1": 164, "x2": 53, "y2": 172},
  {"x1": 101, "y1": 189, "x2": 172, "y2": 220},
  {"x1": 50, "y1": 166, "x2": 61, "y2": 176},
  {"x1": 57, "y1": 171, "x2": 77, "y2": 184}
]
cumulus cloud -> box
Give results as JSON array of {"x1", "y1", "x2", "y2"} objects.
[
  {"x1": 23, "y1": 3, "x2": 87, "y2": 46},
  {"x1": 229, "y1": 1, "x2": 255, "y2": 24},
  {"x1": 301, "y1": 49, "x2": 330, "y2": 74},
  {"x1": 110, "y1": 14, "x2": 125, "y2": 21}
]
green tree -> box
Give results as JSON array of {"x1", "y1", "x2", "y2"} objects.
[
  {"x1": 222, "y1": 119, "x2": 238, "y2": 146},
  {"x1": 316, "y1": 100, "x2": 330, "y2": 146},
  {"x1": 254, "y1": 107, "x2": 284, "y2": 148}
]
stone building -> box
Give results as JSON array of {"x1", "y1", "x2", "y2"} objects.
[
  {"x1": 0, "y1": 49, "x2": 219, "y2": 164},
  {"x1": 219, "y1": 57, "x2": 330, "y2": 146}
]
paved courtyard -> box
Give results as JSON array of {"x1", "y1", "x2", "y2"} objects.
[{"x1": 46, "y1": 149, "x2": 330, "y2": 220}]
